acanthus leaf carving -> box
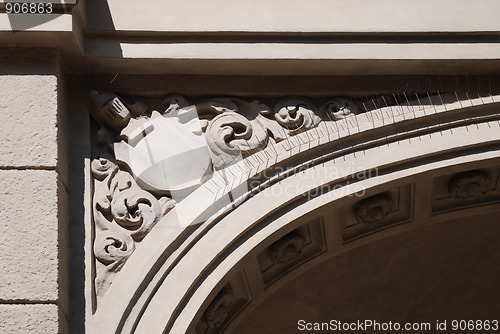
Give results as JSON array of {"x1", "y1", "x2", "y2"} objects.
[
  {"x1": 91, "y1": 157, "x2": 118, "y2": 181},
  {"x1": 273, "y1": 98, "x2": 322, "y2": 135},
  {"x1": 93, "y1": 229, "x2": 135, "y2": 268},
  {"x1": 91, "y1": 157, "x2": 174, "y2": 299},
  {"x1": 200, "y1": 98, "x2": 286, "y2": 169}
]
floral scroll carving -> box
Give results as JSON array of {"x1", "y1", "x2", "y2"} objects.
[
  {"x1": 91, "y1": 158, "x2": 174, "y2": 297},
  {"x1": 200, "y1": 98, "x2": 287, "y2": 169},
  {"x1": 274, "y1": 98, "x2": 322, "y2": 135}
]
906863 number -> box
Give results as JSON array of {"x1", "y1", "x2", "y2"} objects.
[
  {"x1": 5, "y1": 3, "x2": 52, "y2": 14},
  {"x1": 451, "y1": 320, "x2": 499, "y2": 331}
]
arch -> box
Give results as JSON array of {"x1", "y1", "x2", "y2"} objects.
[{"x1": 90, "y1": 96, "x2": 500, "y2": 333}]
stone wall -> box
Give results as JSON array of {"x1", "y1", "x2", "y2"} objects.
[{"x1": 0, "y1": 49, "x2": 68, "y2": 333}]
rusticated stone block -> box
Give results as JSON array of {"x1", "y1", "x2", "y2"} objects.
[
  {"x1": 0, "y1": 304, "x2": 59, "y2": 334},
  {"x1": 0, "y1": 75, "x2": 58, "y2": 167},
  {"x1": 0, "y1": 170, "x2": 58, "y2": 301}
]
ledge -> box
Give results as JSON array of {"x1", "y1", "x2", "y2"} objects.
[{"x1": 84, "y1": 0, "x2": 500, "y2": 34}]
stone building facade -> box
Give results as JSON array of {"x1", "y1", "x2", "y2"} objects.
[{"x1": 1, "y1": 1, "x2": 500, "y2": 333}]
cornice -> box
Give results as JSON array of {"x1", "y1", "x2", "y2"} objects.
[{"x1": 1, "y1": 0, "x2": 500, "y2": 75}]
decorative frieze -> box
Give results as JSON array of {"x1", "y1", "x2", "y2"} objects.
[
  {"x1": 88, "y1": 90, "x2": 360, "y2": 300},
  {"x1": 87, "y1": 90, "x2": 497, "y2": 304}
]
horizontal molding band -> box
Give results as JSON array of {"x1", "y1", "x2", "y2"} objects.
[{"x1": 85, "y1": 42, "x2": 500, "y2": 60}]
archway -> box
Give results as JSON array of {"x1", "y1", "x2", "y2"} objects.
[{"x1": 89, "y1": 94, "x2": 500, "y2": 334}]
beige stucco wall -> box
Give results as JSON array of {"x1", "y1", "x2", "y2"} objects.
[{"x1": 0, "y1": 53, "x2": 68, "y2": 333}]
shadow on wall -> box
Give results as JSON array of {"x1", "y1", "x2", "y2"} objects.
[
  {"x1": 84, "y1": 0, "x2": 124, "y2": 58},
  {"x1": 7, "y1": 0, "x2": 123, "y2": 58},
  {"x1": 67, "y1": 80, "x2": 93, "y2": 334}
]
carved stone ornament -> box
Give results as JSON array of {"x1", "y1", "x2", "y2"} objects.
[
  {"x1": 355, "y1": 194, "x2": 395, "y2": 224},
  {"x1": 448, "y1": 170, "x2": 492, "y2": 199},
  {"x1": 88, "y1": 92, "x2": 323, "y2": 297},
  {"x1": 201, "y1": 98, "x2": 287, "y2": 169},
  {"x1": 268, "y1": 232, "x2": 307, "y2": 265},
  {"x1": 204, "y1": 291, "x2": 235, "y2": 329},
  {"x1": 91, "y1": 158, "x2": 174, "y2": 297},
  {"x1": 320, "y1": 98, "x2": 359, "y2": 120},
  {"x1": 87, "y1": 90, "x2": 404, "y2": 299},
  {"x1": 274, "y1": 98, "x2": 322, "y2": 135}
]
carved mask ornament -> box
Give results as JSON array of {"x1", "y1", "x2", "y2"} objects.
[
  {"x1": 268, "y1": 232, "x2": 307, "y2": 265},
  {"x1": 355, "y1": 194, "x2": 395, "y2": 224},
  {"x1": 448, "y1": 170, "x2": 492, "y2": 199},
  {"x1": 205, "y1": 292, "x2": 235, "y2": 329}
]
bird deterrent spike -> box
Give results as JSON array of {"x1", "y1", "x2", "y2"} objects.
[
  {"x1": 219, "y1": 156, "x2": 236, "y2": 179},
  {"x1": 243, "y1": 138, "x2": 259, "y2": 166},
  {"x1": 477, "y1": 93, "x2": 485, "y2": 105},
  {"x1": 362, "y1": 102, "x2": 375, "y2": 129},
  {"x1": 371, "y1": 99, "x2": 380, "y2": 120},
  {"x1": 324, "y1": 111, "x2": 337, "y2": 142},
  {"x1": 437, "y1": 91, "x2": 447, "y2": 111},
  {"x1": 371, "y1": 99, "x2": 384, "y2": 125},
  {"x1": 354, "y1": 113, "x2": 361, "y2": 133},
  {"x1": 392, "y1": 93, "x2": 405, "y2": 120},
  {"x1": 455, "y1": 74, "x2": 461, "y2": 96},
  {"x1": 254, "y1": 131, "x2": 273, "y2": 160},
  {"x1": 413, "y1": 93, "x2": 426, "y2": 116},
  {"x1": 278, "y1": 125, "x2": 292, "y2": 150},
  {"x1": 381, "y1": 95, "x2": 396, "y2": 123},
  {"x1": 321, "y1": 117, "x2": 332, "y2": 141},
  {"x1": 312, "y1": 124, "x2": 322, "y2": 146},
  {"x1": 455, "y1": 92, "x2": 463, "y2": 108},
  {"x1": 266, "y1": 132, "x2": 279, "y2": 156},
  {"x1": 465, "y1": 91, "x2": 474, "y2": 107},
  {"x1": 403, "y1": 91, "x2": 416, "y2": 118},
  {"x1": 426, "y1": 92, "x2": 438, "y2": 114}
]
